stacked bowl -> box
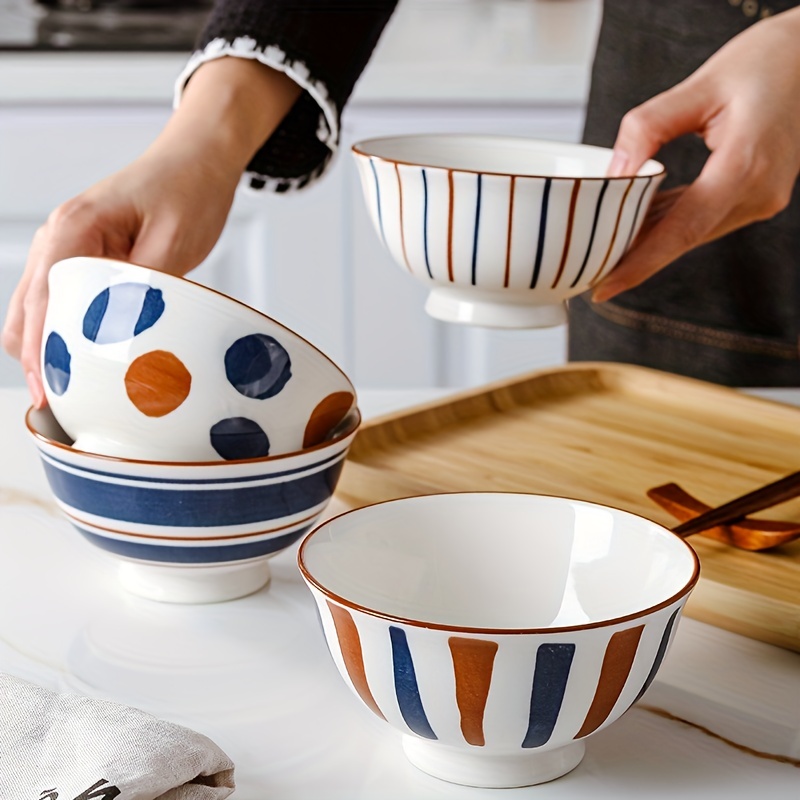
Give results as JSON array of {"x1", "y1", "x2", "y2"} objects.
[{"x1": 27, "y1": 256, "x2": 359, "y2": 603}]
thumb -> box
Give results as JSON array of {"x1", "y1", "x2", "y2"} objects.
[{"x1": 607, "y1": 79, "x2": 712, "y2": 177}]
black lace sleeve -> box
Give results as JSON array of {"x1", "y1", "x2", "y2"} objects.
[{"x1": 175, "y1": 0, "x2": 398, "y2": 191}]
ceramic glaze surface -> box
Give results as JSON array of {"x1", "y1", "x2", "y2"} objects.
[
  {"x1": 27, "y1": 404, "x2": 360, "y2": 604},
  {"x1": 352, "y1": 136, "x2": 665, "y2": 329},
  {"x1": 301, "y1": 493, "x2": 696, "y2": 629},
  {"x1": 42, "y1": 257, "x2": 356, "y2": 461},
  {"x1": 299, "y1": 493, "x2": 698, "y2": 788}
]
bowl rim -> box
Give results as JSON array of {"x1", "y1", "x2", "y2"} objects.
[
  {"x1": 25, "y1": 404, "x2": 362, "y2": 466},
  {"x1": 48, "y1": 256, "x2": 356, "y2": 394},
  {"x1": 351, "y1": 133, "x2": 666, "y2": 181},
  {"x1": 297, "y1": 491, "x2": 700, "y2": 635}
]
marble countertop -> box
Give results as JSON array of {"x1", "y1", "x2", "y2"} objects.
[
  {"x1": 0, "y1": 383, "x2": 798, "y2": 798},
  {"x1": 0, "y1": 0, "x2": 601, "y2": 105}
]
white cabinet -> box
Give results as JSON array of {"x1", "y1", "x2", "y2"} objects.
[
  {"x1": 0, "y1": 0, "x2": 601, "y2": 389},
  {"x1": 0, "y1": 101, "x2": 583, "y2": 390}
]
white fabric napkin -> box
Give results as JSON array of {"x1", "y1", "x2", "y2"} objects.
[{"x1": 0, "y1": 674, "x2": 235, "y2": 800}]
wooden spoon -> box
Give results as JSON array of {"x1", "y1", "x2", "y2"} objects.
[{"x1": 648, "y1": 471, "x2": 800, "y2": 551}]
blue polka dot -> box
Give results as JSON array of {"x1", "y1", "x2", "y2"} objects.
[
  {"x1": 225, "y1": 334, "x2": 292, "y2": 400},
  {"x1": 210, "y1": 417, "x2": 270, "y2": 460},
  {"x1": 43, "y1": 331, "x2": 71, "y2": 396},
  {"x1": 83, "y1": 283, "x2": 165, "y2": 344}
]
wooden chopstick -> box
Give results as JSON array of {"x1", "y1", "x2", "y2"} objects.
[{"x1": 671, "y1": 470, "x2": 800, "y2": 537}]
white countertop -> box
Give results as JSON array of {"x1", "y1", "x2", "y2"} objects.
[
  {"x1": 0, "y1": 0, "x2": 601, "y2": 105},
  {"x1": 0, "y1": 383, "x2": 798, "y2": 798}
]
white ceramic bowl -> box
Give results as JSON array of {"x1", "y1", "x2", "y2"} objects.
[
  {"x1": 42, "y1": 257, "x2": 357, "y2": 461},
  {"x1": 298, "y1": 492, "x2": 699, "y2": 788},
  {"x1": 27, "y1": 403, "x2": 360, "y2": 604},
  {"x1": 352, "y1": 135, "x2": 665, "y2": 328}
]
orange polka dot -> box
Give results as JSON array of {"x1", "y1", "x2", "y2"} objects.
[
  {"x1": 125, "y1": 350, "x2": 192, "y2": 417},
  {"x1": 303, "y1": 391, "x2": 355, "y2": 447}
]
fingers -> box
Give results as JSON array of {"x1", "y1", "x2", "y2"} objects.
[
  {"x1": 5, "y1": 199, "x2": 107, "y2": 407},
  {"x1": 593, "y1": 151, "x2": 740, "y2": 302},
  {"x1": 607, "y1": 80, "x2": 714, "y2": 177}
]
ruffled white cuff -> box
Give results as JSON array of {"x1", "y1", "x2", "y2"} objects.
[{"x1": 173, "y1": 35, "x2": 339, "y2": 192}]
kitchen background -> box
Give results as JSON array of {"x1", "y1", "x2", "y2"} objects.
[{"x1": 0, "y1": 0, "x2": 602, "y2": 389}]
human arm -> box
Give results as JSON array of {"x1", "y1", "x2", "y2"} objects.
[
  {"x1": 2, "y1": 0, "x2": 398, "y2": 407},
  {"x1": 592, "y1": 6, "x2": 800, "y2": 302},
  {"x1": 2, "y1": 56, "x2": 300, "y2": 408}
]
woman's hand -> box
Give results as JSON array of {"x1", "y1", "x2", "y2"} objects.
[
  {"x1": 592, "y1": 7, "x2": 800, "y2": 302},
  {"x1": 2, "y1": 56, "x2": 300, "y2": 407}
]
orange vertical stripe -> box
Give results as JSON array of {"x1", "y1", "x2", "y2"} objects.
[
  {"x1": 449, "y1": 636, "x2": 499, "y2": 746},
  {"x1": 327, "y1": 601, "x2": 386, "y2": 720},
  {"x1": 589, "y1": 178, "x2": 634, "y2": 285},
  {"x1": 395, "y1": 162, "x2": 411, "y2": 271},
  {"x1": 551, "y1": 179, "x2": 581, "y2": 289},
  {"x1": 575, "y1": 625, "x2": 644, "y2": 739},
  {"x1": 504, "y1": 176, "x2": 516, "y2": 288},
  {"x1": 447, "y1": 169, "x2": 455, "y2": 282}
]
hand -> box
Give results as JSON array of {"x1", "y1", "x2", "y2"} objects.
[
  {"x1": 592, "y1": 8, "x2": 800, "y2": 303},
  {"x1": 2, "y1": 56, "x2": 301, "y2": 407}
]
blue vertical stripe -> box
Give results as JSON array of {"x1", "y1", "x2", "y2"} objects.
[
  {"x1": 530, "y1": 178, "x2": 552, "y2": 289},
  {"x1": 522, "y1": 643, "x2": 575, "y2": 748},
  {"x1": 422, "y1": 169, "x2": 433, "y2": 278},
  {"x1": 571, "y1": 179, "x2": 609, "y2": 288},
  {"x1": 389, "y1": 626, "x2": 437, "y2": 740},
  {"x1": 632, "y1": 608, "x2": 680, "y2": 705},
  {"x1": 369, "y1": 158, "x2": 386, "y2": 245},
  {"x1": 623, "y1": 175, "x2": 653, "y2": 254},
  {"x1": 471, "y1": 173, "x2": 483, "y2": 285}
]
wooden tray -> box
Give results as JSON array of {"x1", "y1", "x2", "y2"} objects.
[{"x1": 338, "y1": 362, "x2": 800, "y2": 653}]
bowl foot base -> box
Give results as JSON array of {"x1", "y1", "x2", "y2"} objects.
[
  {"x1": 402, "y1": 735, "x2": 585, "y2": 788},
  {"x1": 117, "y1": 559, "x2": 271, "y2": 604},
  {"x1": 425, "y1": 287, "x2": 567, "y2": 329}
]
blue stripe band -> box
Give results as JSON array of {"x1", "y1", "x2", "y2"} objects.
[
  {"x1": 570, "y1": 178, "x2": 609, "y2": 288},
  {"x1": 44, "y1": 459, "x2": 344, "y2": 527},
  {"x1": 389, "y1": 626, "x2": 437, "y2": 740},
  {"x1": 471, "y1": 173, "x2": 482, "y2": 285},
  {"x1": 370, "y1": 158, "x2": 387, "y2": 245},
  {"x1": 531, "y1": 177, "x2": 552, "y2": 289},
  {"x1": 632, "y1": 608, "x2": 680, "y2": 705},
  {"x1": 73, "y1": 524, "x2": 310, "y2": 564},
  {"x1": 522, "y1": 643, "x2": 575, "y2": 748}
]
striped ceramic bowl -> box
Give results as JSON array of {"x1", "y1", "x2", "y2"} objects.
[
  {"x1": 27, "y1": 404, "x2": 360, "y2": 604},
  {"x1": 298, "y1": 493, "x2": 699, "y2": 788},
  {"x1": 352, "y1": 135, "x2": 665, "y2": 328}
]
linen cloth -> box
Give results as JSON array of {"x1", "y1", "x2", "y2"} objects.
[{"x1": 0, "y1": 674, "x2": 235, "y2": 800}]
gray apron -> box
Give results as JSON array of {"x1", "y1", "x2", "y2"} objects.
[{"x1": 570, "y1": 0, "x2": 800, "y2": 386}]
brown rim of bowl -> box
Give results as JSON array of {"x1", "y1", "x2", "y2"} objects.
[
  {"x1": 25, "y1": 405, "x2": 361, "y2": 467},
  {"x1": 50, "y1": 256, "x2": 355, "y2": 392},
  {"x1": 352, "y1": 134, "x2": 667, "y2": 182},
  {"x1": 297, "y1": 490, "x2": 701, "y2": 636}
]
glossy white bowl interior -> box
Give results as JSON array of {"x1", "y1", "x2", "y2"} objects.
[
  {"x1": 301, "y1": 492, "x2": 697, "y2": 630},
  {"x1": 355, "y1": 135, "x2": 664, "y2": 179}
]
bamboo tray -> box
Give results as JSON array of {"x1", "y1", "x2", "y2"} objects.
[{"x1": 338, "y1": 362, "x2": 800, "y2": 653}]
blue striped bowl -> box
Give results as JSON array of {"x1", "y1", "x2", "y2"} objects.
[
  {"x1": 353, "y1": 135, "x2": 665, "y2": 328},
  {"x1": 298, "y1": 493, "x2": 699, "y2": 787},
  {"x1": 27, "y1": 404, "x2": 360, "y2": 604}
]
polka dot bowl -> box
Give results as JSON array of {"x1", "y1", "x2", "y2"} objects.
[
  {"x1": 26, "y1": 402, "x2": 360, "y2": 603},
  {"x1": 41, "y1": 257, "x2": 357, "y2": 461},
  {"x1": 352, "y1": 135, "x2": 665, "y2": 328},
  {"x1": 298, "y1": 493, "x2": 699, "y2": 788}
]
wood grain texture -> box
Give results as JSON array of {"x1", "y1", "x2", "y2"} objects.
[{"x1": 337, "y1": 362, "x2": 800, "y2": 652}]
